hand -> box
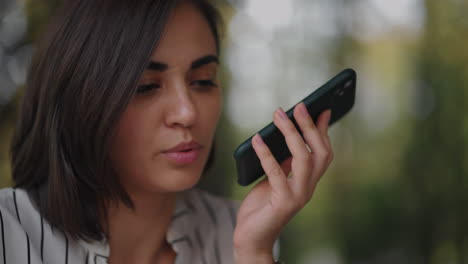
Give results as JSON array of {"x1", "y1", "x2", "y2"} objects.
[{"x1": 233, "y1": 103, "x2": 333, "y2": 263}]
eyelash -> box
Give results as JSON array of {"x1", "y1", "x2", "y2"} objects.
[
  {"x1": 136, "y1": 83, "x2": 160, "y2": 94},
  {"x1": 136, "y1": 80, "x2": 217, "y2": 94},
  {"x1": 192, "y1": 80, "x2": 217, "y2": 90}
]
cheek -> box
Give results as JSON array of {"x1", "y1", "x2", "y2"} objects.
[
  {"x1": 110, "y1": 106, "x2": 157, "y2": 170},
  {"x1": 200, "y1": 93, "x2": 222, "y2": 129}
]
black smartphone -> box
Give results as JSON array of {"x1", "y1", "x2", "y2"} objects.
[{"x1": 233, "y1": 68, "x2": 357, "y2": 186}]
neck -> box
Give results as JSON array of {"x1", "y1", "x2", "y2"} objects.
[{"x1": 106, "y1": 190, "x2": 177, "y2": 263}]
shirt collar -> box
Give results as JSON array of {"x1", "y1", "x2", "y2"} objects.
[{"x1": 80, "y1": 189, "x2": 197, "y2": 264}]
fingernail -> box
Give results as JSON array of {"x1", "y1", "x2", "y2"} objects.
[
  {"x1": 299, "y1": 102, "x2": 309, "y2": 116},
  {"x1": 277, "y1": 108, "x2": 288, "y2": 120},
  {"x1": 254, "y1": 134, "x2": 264, "y2": 145}
]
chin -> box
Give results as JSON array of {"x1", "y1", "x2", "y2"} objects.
[
  {"x1": 149, "y1": 168, "x2": 204, "y2": 193},
  {"x1": 167, "y1": 173, "x2": 201, "y2": 191},
  {"x1": 129, "y1": 154, "x2": 209, "y2": 194}
]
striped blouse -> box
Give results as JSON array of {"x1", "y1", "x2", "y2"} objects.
[{"x1": 0, "y1": 187, "x2": 279, "y2": 264}]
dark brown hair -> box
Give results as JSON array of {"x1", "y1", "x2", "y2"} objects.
[{"x1": 10, "y1": 0, "x2": 223, "y2": 241}]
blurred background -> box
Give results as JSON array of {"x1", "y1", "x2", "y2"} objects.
[{"x1": 1, "y1": 0, "x2": 468, "y2": 263}]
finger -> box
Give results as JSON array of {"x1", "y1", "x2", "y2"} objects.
[
  {"x1": 316, "y1": 109, "x2": 332, "y2": 147},
  {"x1": 273, "y1": 108, "x2": 312, "y2": 179},
  {"x1": 251, "y1": 134, "x2": 289, "y2": 193},
  {"x1": 292, "y1": 103, "x2": 332, "y2": 186},
  {"x1": 292, "y1": 103, "x2": 329, "y2": 169},
  {"x1": 294, "y1": 103, "x2": 330, "y2": 153},
  {"x1": 273, "y1": 108, "x2": 311, "y2": 160},
  {"x1": 316, "y1": 109, "x2": 334, "y2": 164}
]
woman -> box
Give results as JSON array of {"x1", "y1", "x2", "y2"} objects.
[{"x1": 0, "y1": 0, "x2": 333, "y2": 263}]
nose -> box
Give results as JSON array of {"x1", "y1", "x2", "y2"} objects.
[{"x1": 164, "y1": 82, "x2": 197, "y2": 129}]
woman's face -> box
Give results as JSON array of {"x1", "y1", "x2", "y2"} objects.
[{"x1": 110, "y1": 2, "x2": 222, "y2": 195}]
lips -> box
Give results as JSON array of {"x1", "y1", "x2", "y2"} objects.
[
  {"x1": 163, "y1": 140, "x2": 202, "y2": 165},
  {"x1": 164, "y1": 140, "x2": 202, "y2": 153}
]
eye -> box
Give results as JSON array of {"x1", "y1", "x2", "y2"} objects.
[
  {"x1": 136, "y1": 83, "x2": 161, "y2": 94},
  {"x1": 192, "y1": 80, "x2": 217, "y2": 91}
]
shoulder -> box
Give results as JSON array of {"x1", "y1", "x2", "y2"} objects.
[
  {"x1": 0, "y1": 187, "x2": 34, "y2": 228},
  {"x1": 0, "y1": 188, "x2": 18, "y2": 230},
  {"x1": 0, "y1": 187, "x2": 44, "y2": 238},
  {"x1": 0, "y1": 187, "x2": 42, "y2": 262},
  {"x1": 0, "y1": 187, "x2": 15, "y2": 214},
  {"x1": 0, "y1": 187, "x2": 88, "y2": 264}
]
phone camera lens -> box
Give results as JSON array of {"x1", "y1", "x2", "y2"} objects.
[
  {"x1": 335, "y1": 89, "x2": 345, "y2": 96},
  {"x1": 344, "y1": 80, "x2": 352, "y2": 89}
]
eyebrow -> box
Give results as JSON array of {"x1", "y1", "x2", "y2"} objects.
[{"x1": 146, "y1": 55, "x2": 219, "y2": 72}]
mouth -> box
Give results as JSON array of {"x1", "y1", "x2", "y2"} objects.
[
  {"x1": 179, "y1": 149, "x2": 193, "y2": 152},
  {"x1": 163, "y1": 148, "x2": 202, "y2": 165},
  {"x1": 163, "y1": 140, "x2": 203, "y2": 165}
]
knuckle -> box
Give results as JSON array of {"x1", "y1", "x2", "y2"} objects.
[
  {"x1": 324, "y1": 149, "x2": 333, "y2": 161},
  {"x1": 306, "y1": 120, "x2": 317, "y2": 130},
  {"x1": 284, "y1": 123, "x2": 297, "y2": 135},
  {"x1": 299, "y1": 153, "x2": 313, "y2": 164},
  {"x1": 305, "y1": 115, "x2": 317, "y2": 127},
  {"x1": 299, "y1": 122, "x2": 315, "y2": 134},
  {"x1": 266, "y1": 165, "x2": 283, "y2": 176},
  {"x1": 316, "y1": 147, "x2": 330, "y2": 161},
  {"x1": 327, "y1": 150, "x2": 334, "y2": 162}
]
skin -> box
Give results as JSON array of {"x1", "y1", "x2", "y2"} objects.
[
  {"x1": 108, "y1": 2, "x2": 221, "y2": 263},
  {"x1": 234, "y1": 105, "x2": 333, "y2": 263},
  {"x1": 107, "y1": 2, "x2": 333, "y2": 264}
]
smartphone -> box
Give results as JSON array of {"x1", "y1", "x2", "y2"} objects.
[{"x1": 233, "y1": 68, "x2": 356, "y2": 186}]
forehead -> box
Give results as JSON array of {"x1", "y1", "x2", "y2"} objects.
[{"x1": 149, "y1": 2, "x2": 217, "y2": 67}]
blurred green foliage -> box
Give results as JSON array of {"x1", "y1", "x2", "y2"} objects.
[{"x1": 1, "y1": 0, "x2": 468, "y2": 263}]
